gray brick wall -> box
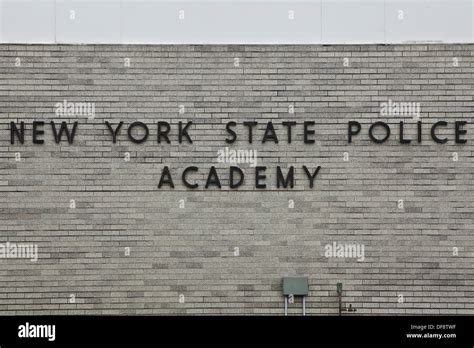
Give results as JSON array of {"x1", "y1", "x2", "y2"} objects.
[{"x1": 0, "y1": 44, "x2": 472, "y2": 315}]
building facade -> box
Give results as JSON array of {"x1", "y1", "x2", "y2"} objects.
[{"x1": 0, "y1": 43, "x2": 472, "y2": 315}]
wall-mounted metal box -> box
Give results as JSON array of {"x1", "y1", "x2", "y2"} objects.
[{"x1": 282, "y1": 277, "x2": 309, "y2": 296}]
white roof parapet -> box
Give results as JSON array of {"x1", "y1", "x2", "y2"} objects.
[{"x1": 0, "y1": 0, "x2": 473, "y2": 44}]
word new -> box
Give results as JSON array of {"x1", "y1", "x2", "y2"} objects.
[{"x1": 10, "y1": 121, "x2": 78, "y2": 144}]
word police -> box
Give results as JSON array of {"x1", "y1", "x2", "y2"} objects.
[{"x1": 348, "y1": 120, "x2": 468, "y2": 144}]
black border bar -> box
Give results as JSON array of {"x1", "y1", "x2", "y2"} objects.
[{"x1": 0, "y1": 315, "x2": 472, "y2": 347}]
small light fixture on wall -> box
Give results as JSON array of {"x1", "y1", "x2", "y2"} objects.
[{"x1": 337, "y1": 282, "x2": 357, "y2": 316}]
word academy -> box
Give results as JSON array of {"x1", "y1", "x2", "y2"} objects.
[{"x1": 157, "y1": 165, "x2": 322, "y2": 190}]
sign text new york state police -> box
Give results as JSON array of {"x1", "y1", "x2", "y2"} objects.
[{"x1": 8, "y1": 119, "x2": 469, "y2": 189}]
